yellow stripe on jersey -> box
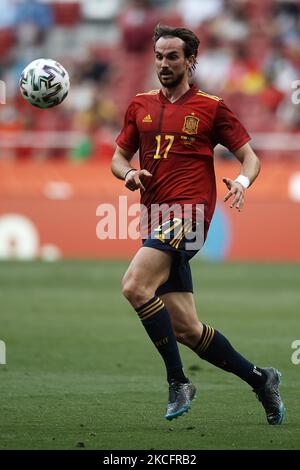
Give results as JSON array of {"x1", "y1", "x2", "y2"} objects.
[
  {"x1": 136, "y1": 89, "x2": 160, "y2": 96},
  {"x1": 196, "y1": 90, "x2": 221, "y2": 101}
]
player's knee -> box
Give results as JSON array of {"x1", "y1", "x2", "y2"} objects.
[
  {"x1": 176, "y1": 331, "x2": 196, "y2": 347},
  {"x1": 175, "y1": 323, "x2": 203, "y2": 348},
  {"x1": 121, "y1": 276, "x2": 134, "y2": 301},
  {"x1": 121, "y1": 275, "x2": 149, "y2": 307}
]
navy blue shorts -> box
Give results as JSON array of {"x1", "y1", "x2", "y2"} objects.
[{"x1": 142, "y1": 218, "x2": 203, "y2": 295}]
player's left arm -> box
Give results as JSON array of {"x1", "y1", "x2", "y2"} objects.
[{"x1": 223, "y1": 142, "x2": 261, "y2": 211}]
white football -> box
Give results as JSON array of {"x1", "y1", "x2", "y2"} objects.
[{"x1": 19, "y1": 58, "x2": 70, "y2": 109}]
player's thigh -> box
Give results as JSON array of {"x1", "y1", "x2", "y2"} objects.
[
  {"x1": 160, "y1": 291, "x2": 203, "y2": 343},
  {"x1": 122, "y1": 246, "x2": 172, "y2": 293}
]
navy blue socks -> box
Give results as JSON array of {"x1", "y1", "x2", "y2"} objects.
[
  {"x1": 136, "y1": 296, "x2": 188, "y2": 384},
  {"x1": 193, "y1": 324, "x2": 267, "y2": 389}
]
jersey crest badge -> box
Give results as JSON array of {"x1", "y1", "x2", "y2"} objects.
[{"x1": 182, "y1": 115, "x2": 199, "y2": 135}]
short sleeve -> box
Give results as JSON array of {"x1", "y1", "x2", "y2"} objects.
[
  {"x1": 116, "y1": 101, "x2": 139, "y2": 153},
  {"x1": 212, "y1": 100, "x2": 251, "y2": 152}
]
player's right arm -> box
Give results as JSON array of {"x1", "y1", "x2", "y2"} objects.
[{"x1": 111, "y1": 145, "x2": 152, "y2": 192}]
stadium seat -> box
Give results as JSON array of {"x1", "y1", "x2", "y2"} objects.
[
  {"x1": 0, "y1": 28, "x2": 15, "y2": 60},
  {"x1": 51, "y1": 2, "x2": 81, "y2": 26}
]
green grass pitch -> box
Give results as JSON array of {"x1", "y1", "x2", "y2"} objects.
[{"x1": 0, "y1": 260, "x2": 299, "y2": 450}]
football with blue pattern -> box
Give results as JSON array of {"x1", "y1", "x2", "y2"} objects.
[{"x1": 19, "y1": 58, "x2": 70, "y2": 109}]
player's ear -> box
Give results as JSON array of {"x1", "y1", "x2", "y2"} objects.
[{"x1": 187, "y1": 55, "x2": 195, "y2": 70}]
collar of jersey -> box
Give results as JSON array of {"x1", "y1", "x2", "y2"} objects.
[{"x1": 159, "y1": 84, "x2": 197, "y2": 105}]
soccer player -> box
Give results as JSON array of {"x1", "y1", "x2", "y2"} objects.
[{"x1": 111, "y1": 24, "x2": 285, "y2": 424}]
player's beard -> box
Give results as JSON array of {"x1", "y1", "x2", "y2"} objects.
[{"x1": 158, "y1": 70, "x2": 185, "y2": 89}]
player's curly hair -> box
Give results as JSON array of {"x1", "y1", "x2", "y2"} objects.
[{"x1": 153, "y1": 24, "x2": 200, "y2": 72}]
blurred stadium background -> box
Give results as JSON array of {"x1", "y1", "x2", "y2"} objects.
[
  {"x1": 0, "y1": 0, "x2": 300, "y2": 451},
  {"x1": 0, "y1": 0, "x2": 300, "y2": 261}
]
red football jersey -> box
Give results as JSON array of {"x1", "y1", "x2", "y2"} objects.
[{"x1": 116, "y1": 84, "x2": 250, "y2": 231}]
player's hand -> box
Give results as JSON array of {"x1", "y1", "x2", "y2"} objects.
[
  {"x1": 125, "y1": 169, "x2": 152, "y2": 192},
  {"x1": 222, "y1": 177, "x2": 245, "y2": 211}
]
